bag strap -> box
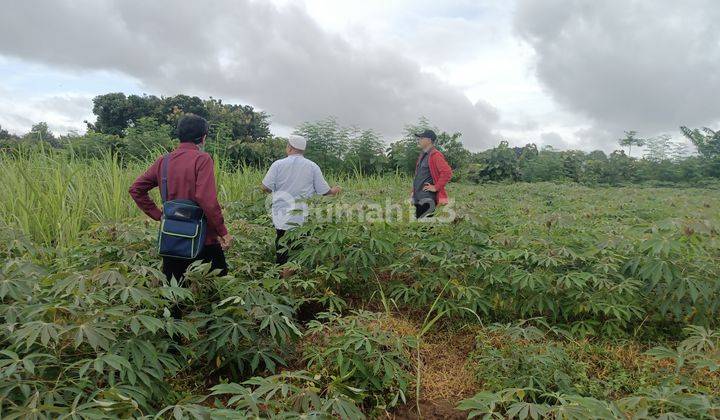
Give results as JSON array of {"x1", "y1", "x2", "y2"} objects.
[{"x1": 160, "y1": 154, "x2": 169, "y2": 203}]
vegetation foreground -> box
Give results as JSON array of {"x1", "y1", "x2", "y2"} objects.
[{"x1": 1, "y1": 153, "x2": 720, "y2": 419}]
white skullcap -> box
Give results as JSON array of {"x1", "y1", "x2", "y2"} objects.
[{"x1": 288, "y1": 135, "x2": 307, "y2": 151}]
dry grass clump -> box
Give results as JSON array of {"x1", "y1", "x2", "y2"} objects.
[
  {"x1": 418, "y1": 330, "x2": 478, "y2": 404},
  {"x1": 376, "y1": 314, "x2": 479, "y2": 404}
]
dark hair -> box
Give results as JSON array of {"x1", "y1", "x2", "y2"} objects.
[{"x1": 177, "y1": 114, "x2": 209, "y2": 143}]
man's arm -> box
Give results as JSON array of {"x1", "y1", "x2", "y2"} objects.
[
  {"x1": 313, "y1": 164, "x2": 341, "y2": 196},
  {"x1": 411, "y1": 153, "x2": 422, "y2": 197},
  {"x1": 260, "y1": 163, "x2": 276, "y2": 194},
  {"x1": 433, "y1": 153, "x2": 453, "y2": 189},
  {"x1": 324, "y1": 186, "x2": 342, "y2": 196},
  {"x1": 423, "y1": 154, "x2": 453, "y2": 192},
  {"x1": 129, "y1": 158, "x2": 163, "y2": 221},
  {"x1": 194, "y1": 155, "x2": 230, "y2": 246}
]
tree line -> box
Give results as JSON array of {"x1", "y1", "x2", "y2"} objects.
[{"x1": 1, "y1": 92, "x2": 719, "y2": 185}]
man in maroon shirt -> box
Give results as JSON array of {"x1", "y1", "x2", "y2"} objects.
[{"x1": 129, "y1": 114, "x2": 232, "y2": 282}]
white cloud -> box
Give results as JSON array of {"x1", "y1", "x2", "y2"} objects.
[
  {"x1": 2, "y1": 0, "x2": 713, "y2": 152},
  {"x1": 0, "y1": 0, "x2": 501, "y2": 148},
  {"x1": 0, "y1": 91, "x2": 93, "y2": 135},
  {"x1": 515, "y1": 0, "x2": 720, "y2": 136}
]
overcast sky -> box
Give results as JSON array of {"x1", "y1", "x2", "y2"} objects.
[{"x1": 1, "y1": 0, "x2": 717, "y2": 152}]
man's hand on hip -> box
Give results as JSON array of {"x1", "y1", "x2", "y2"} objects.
[
  {"x1": 219, "y1": 234, "x2": 233, "y2": 251},
  {"x1": 422, "y1": 183, "x2": 437, "y2": 192}
]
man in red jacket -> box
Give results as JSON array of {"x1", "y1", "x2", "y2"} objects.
[
  {"x1": 412, "y1": 129, "x2": 453, "y2": 218},
  {"x1": 129, "y1": 114, "x2": 232, "y2": 282}
]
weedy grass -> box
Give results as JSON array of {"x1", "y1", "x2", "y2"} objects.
[
  {"x1": 1, "y1": 152, "x2": 720, "y2": 418},
  {"x1": 459, "y1": 320, "x2": 720, "y2": 419}
]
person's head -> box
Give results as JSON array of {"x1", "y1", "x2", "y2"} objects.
[
  {"x1": 286, "y1": 135, "x2": 307, "y2": 155},
  {"x1": 177, "y1": 114, "x2": 209, "y2": 145},
  {"x1": 415, "y1": 129, "x2": 437, "y2": 150}
]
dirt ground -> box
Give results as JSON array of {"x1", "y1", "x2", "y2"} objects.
[
  {"x1": 383, "y1": 317, "x2": 480, "y2": 419},
  {"x1": 390, "y1": 399, "x2": 467, "y2": 420}
]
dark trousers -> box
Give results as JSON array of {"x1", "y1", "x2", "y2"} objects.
[
  {"x1": 415, "y1": 202, "x2": 436, "y2": 219},
  {"x1": 162, "y1": 243, "x2": 228, "y2": 283},
  {"x1": 275, "y1": 229, "x2": 291, "y2": 265}
]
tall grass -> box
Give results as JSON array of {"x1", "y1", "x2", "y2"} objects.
[
  {"x1": 1, "y1": 151, "x2": 140, "y2": 246},
  {"x1": 0, "y1": 150, "x2": 411, "y2": 247}
]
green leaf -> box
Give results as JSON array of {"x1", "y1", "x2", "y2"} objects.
[{"x1": 21, "y1": 357, "x2": 34, "y2": 375}]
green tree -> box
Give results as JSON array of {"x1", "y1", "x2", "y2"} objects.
[
  {"x1": 586, "y1": 150, "x2": 608, "y2": 161},
  {"x1": 23, "y1": 122, "x2": 60, "y2": 148},
  {"x1": 519, "y1": 146, "x2": 564, "y2": 182},
  {"x1": 561, "y1": 150, "x2": 584, "y2": 182},
  {"x1": 643, "y1": 134, "x2": 673, "y2": 162},
  {"x1": 89, "y1": 93, "x2": 271, "y2": 145},
  {"x1": 29, "y1": 122, "x2": 54, "y2": 142},
  {"x1": 387, "y1": 117, "x2": 471, "y2": 174},
  {"x1": 680, "y1": 126, "x2": 720, "y2": 160},
  {"x1": 346, "y1": 129, "x2": 387, "y2": 175},
  {"x1": 469, "y1": 140, "x2": 520, "y2": 182},
  {"x1": 387, "y1": 118, "x2": 433, "y2": 174},
  {"x1": 675, "y1": 156, "x2": 705, "y2": 181},
  {"x1": 618, "y1": 130, "x2": 646, "y2": 157},
  {"x1": 635, "y1": 135, "x2": 694, "y2": 182},
  {"x1": 436, "y1": 131, "x2": 471, "y2": 171},
  {"x1": 204, "y1": 98, "x2": 270, "y2": 141},
  {"x1": 121, "y1": 117, "x2": 174, "y2": 160},
  {"x1": 158, "y1": 94, "x2": 208, "y2": 129},
  {"x1": 0, "y1": 125, "x2": 11, "y2": 140},
  {"x1": 128, "y1": 93, "x2": 162, "y2": 119},
  {"x1": 90, "y1": 93, "x2": 135, "y2": 136},
  {"x1": 605, "y1": 150, "x2": 636, "y2": 184},
  {"x1": 295, "y1": 117, "x2": 350, "y2": 173},
  {"x1": 200, "y1": 99, "x2": 273, "y2": 166},
  {"x1": 63, "y1": 131, "x2": 123, "y2": 159},
  {"x1": 581, "y1": 150, "x2": 609, "y2": 184},
  {"x1": 518, "y1": 143, "x2": 539, "y2": 161},
  {"x1": 0, "y1": 124, "x2": 20, "y2": 152},
  {"x1": 386, "y1": 137, "x2": 417, "y2": 174},
  {"x1": 680, "y1": 126, "x2": 720, "y2": 177},
  {"x1": 225, "y1": 136, "x2": 286, "y2": 167}
]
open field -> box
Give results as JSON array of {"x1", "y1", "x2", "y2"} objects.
[{"x1": 1, "y1": 152, "x2": 719, "y2": 419}]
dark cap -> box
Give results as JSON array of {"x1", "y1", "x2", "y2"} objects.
[{"x1": 414, "y1": 129, "x2": 437, "y2": 142}]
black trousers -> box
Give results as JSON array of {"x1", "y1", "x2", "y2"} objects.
[
  {"x1": 275, "y1": 229, "x2": 306, "y2": 265},
  {"x1": 162, "y1": 243, "x2": 228, "y2": 283},
  {"x1": 415, "y1": 202, "x2": 436, "y2": 219},
  {"x1": 275, "y1": 229, "x2": 291, "y2": 265}
]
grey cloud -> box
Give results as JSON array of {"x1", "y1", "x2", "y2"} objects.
[
  {"x1": 515, "y1": 0, "x2": 720, "y2": 137},
  {"x1": 0, "y1": 94, "x2": 93, "y2": 135},
  {"x1": 573, "y1": 127, "x2": 623, "y2": 154},
  {"x1": 539, "y1": 132, "x2": 567, "y2": 149},
  {"x1": 38, "y1": 96, "x2": 92, "y2": 119},
  {"x1": 0, "y1": 112, "x2": 34, "y2": 134},
  {"x1": 0, "y1": 0, "x2": 498, "y2": 148},
  {"x1": 498, "y1": 117, "x2": 539, "y2": 132}
]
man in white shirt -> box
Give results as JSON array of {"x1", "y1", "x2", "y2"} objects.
[{"x1": 261, "y1": 135, "x2": 341, "y2": 271}]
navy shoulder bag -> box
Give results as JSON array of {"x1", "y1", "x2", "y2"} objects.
[{"x1": 157, "y1": 154, "x2": 207, "y2": 259}]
